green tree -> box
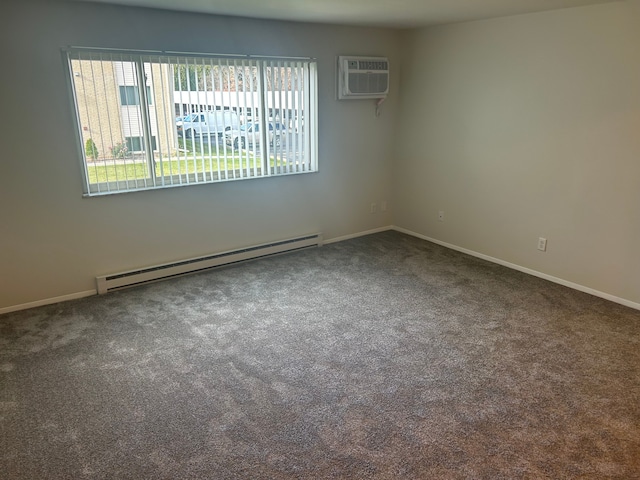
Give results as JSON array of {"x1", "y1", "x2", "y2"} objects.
[
  {"x1": 173, "y1": 64, "x2": 262, "y2": 92},
  {"x1": 85, "y1": 138, "x2": 98, "y2": 160}
]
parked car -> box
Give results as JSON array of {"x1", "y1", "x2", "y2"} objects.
[
  {"x1": 226, "y1": 121, "x2": 287, "y2": 149},
  {"x1": 176, "y1": 111, "x2": 240, "y2": 139}
]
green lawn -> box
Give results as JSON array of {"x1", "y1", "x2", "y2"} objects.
[
  {"x1": 87, "y1": 154, "x2": 262, "y2": 184},
  {"x1": 87, "y1": 136, "x2": 296, "y2": 184},
  {"x1": 178, "y1": 137, "x2": 227, "y2": 155}
]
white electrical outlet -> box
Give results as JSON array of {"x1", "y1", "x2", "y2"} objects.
[
  {"x1": 538, "y1": 237, "x2": 547, "y2": 251},
  {"x1": 381, "y1": 201, "x2": 388, "y2": 212},
  {"x1": 438, "y1": 211, "x2": 444, "y2": 221},
  {"x1": 370, "y1": 203, "x2": 377, "y2": 214}
]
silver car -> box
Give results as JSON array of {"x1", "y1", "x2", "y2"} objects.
[{"x1": 226, "y1": 122, "x2": 286, "y2": 149}]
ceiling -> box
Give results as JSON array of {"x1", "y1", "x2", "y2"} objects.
[{"x1": 75, "y1": 0, "x2": 619, "y2": 28}]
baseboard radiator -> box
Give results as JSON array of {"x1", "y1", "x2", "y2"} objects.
[{"x1": 96, "y1": 233, "x2": 323, "y2": 294}]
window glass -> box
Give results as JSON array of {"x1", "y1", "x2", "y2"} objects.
[{"x1": 68, "y1": 49, "x2": 318, "y2": 195}]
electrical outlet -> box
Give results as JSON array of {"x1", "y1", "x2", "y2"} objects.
[
  {"x1": 438, "y1": 211, "x2": 444, "y2": 221},
  {"x1": 370, "y1": 203, "x2": 377, "y2": 214},
  {"x1": 538, "y1": 237, "x2": 547, "y2": 252},
  {"x1": 381, "y1": 201, "x2": 388, "y2": 212}
]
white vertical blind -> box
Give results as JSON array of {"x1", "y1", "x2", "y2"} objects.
[{"x1": 67, "y1": 49, "x2": 317, "y2": 195}]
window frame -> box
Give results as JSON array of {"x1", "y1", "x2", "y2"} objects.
[{"x1": 64, "y1": 47, "x2": 318, "y2": 196}]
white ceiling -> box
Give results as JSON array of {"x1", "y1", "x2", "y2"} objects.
[{"x1": 75, "y1": 0, "x2": 619, "y2": 28}]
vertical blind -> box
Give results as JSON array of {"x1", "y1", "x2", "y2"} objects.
[{"x1": 66, "y1": 49, "x2": 318, "y2": 195}]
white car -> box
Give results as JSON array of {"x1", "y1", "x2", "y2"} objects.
[
  {"x1": 176, "y1": 111, "x2": 240, "y2": 139},
  {"x1": 226, "y1": 122, "x2": 286, "y2": 149}
]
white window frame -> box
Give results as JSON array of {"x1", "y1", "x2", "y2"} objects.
[{"x1": 65, "y1": 48, "x2": 318, "y2": 196}]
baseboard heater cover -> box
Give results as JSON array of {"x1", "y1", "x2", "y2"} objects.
[{"x1": 96, "y1": 233, "x2": 323, "y2": 294}]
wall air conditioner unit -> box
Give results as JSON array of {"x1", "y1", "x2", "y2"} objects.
[{"x1": 338, "y1": 56, "x2": 389, "y2": 100}]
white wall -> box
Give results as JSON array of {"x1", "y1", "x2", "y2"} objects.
[
  {"x1": 3, "y1": 1, "x2": 640, "y2": 311},
  {"x1": 394, "y1": 1, "x2": 640, "y2": 305},
  {"x1": 0, "y1": 0, "x2": 400, "y2": 309}
]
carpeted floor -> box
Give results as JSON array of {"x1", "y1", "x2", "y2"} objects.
[{"x1": 1, "y1": 231, "x2": 639, "y2": 479}]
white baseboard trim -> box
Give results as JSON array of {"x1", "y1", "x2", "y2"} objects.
[
  {"x1": 4, "y1": 226, "x2": 637, "y2": 314},
  {"x1": 2, "y1": 229, "x2": 393, "y2": 315},
  {"x1": 0, "y1": 290, "x2": 97, "y2": 315},
  {"x1": 1, "y1": 229, "x2": 389, "y2": 314},
  {"x1": 393, "y1": 226, "x2": 640, "y2": 312},
  {"x1": 324, "y1": 226, "x2": 394, "y2": 245}
]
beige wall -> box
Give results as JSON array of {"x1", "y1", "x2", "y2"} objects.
[
  {"x1": 149, "y1": 63, "x2": 175, "y2": 157},
  {"x1": 0, "y1": 0, "x2": 399, "y2": 308},
  {"x1": 394, "y1": 1, "x2": 640, "y2": 305},
  {"x1": 72, "y1": 60, "x2": 176, "y2": 161},
  {"x1": 72, "y1": 59, "x2": 123, "y2": 159},
  {"x1": 2, "y1": 0, "x2": 640, "y2": 311}
]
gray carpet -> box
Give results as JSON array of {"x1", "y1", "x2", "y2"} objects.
[{"x1": 1, "y1": 231, "x2": 639, "y2": 479}]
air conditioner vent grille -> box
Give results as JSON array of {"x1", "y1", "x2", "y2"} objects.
[
  {"x1": 338, "y1": 55, "x2": 389, "y2": 100},
  {"x1": 357, "y1": 60, "x2": 388, "y2": 71},
  {"x1": 348, "y1": 73, "x2": 389, "y2": 95}
]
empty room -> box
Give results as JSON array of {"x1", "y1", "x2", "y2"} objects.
[{"x1": 1, "y1": 0, "x2": 639, "y2": 477}]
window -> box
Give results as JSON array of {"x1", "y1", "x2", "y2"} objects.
[
  {"x1": 119, "y1": 86, "x2": 153, "y2": 106},
  {"x1": 66, "y1": 49, "x2": 318, "y2": 195},
  {"x1": 126, "y1": 136, "x2": 157, "y2": 152}
]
